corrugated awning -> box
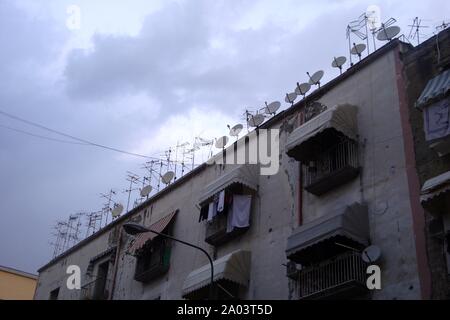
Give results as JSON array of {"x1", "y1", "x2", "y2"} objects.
[
  {"x1": 286, "y1": 202, "x2": 369, "y2": 264},
  {"x1": 198, "y1": 165, "x2": 258, "y2": 205},
  {"x1": 420, "y1": 170, "x2": 450, "y2": 204},
  {"x1": 128, "y1": 210, "x2": 177, "y2": 254},
  {"x1": 416, "y1": 69, "x2": 450, "y2": 109},
  {"x1": 182, "y1": 250, "x2": 251, "y2": 298},
  {"x1": 286, "y1": 104, "x2": 358, "y2": 162}
]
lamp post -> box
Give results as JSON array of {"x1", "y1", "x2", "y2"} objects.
[{"x1": 122, "y1": 222, "x2": 215, "y2": 300}]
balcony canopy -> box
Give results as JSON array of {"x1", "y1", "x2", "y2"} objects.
[
  {"x1": 182, "y1": 250, "x2": 251, "y2": 298},
  {"x1": 286, "y1": 202, "x2": 369, "y2": 264},
  {"x1": 128, "y1": 210, "x2": 177, "y2": 254},
  {"x1": 286, "y1": 104, "x2": 358, "y2": 162},
  {"x1": 420, "y1": 171, "x2": 450, "y2": 215},
  {"x1": 415, "y1": 69, "x2": 450, "y2": 110},
  {"x1": 198, "y1": 165, "x2": 258, "y2": 205}
]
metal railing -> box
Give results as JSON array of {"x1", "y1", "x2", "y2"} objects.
[
  {"x1": 303, "y1": 139, "x2": 358, "y2": 186},
  {"x1": 297, "y1": 251, "x2": 368, "y2": 299},
  {"x1": 80, "y1": 277, "x2": 111, "y2": 300}
]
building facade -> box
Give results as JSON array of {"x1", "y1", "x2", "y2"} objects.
[
  {"x1": 0, "y1": 265, "x2": 37, "y2": 300},
  {"x1": 34, "y1": 32, "x2": 450, "y2": 300},
  {"x1": 403, "y1": 27, "x2": 450, "y2": 299}
]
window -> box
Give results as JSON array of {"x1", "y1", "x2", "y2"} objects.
[
  {"x1": 49, "y1": 287, "x2": 59, "y2": 300},
  {"x1": 134, "y1": 237, "x2": 171, "y2": 283}
]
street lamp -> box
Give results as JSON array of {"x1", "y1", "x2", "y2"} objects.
[{"x1": 122, "y1": 222, "x2": 215, "y2": 300}]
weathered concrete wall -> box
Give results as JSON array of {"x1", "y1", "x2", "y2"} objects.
[{"x1": 35, "y1": 41, "x2": 425, "y2": 300}]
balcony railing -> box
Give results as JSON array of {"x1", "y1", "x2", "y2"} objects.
[
  {"x1": 80, "y1": 277, "x2": 111, "y2": 300},
  {"x1": 205, "y1": 212, "x2": 248, "y2": 246},
  {"x1": 303, "y1": 139, "x2": 359, "y2": 195},
  {"x1": 297, "y1": 251, "x2": 368, "y2": 299}
]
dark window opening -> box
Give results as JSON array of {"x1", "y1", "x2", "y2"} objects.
[
  {"x1": 134, "y1": 237, "x2": 171, "y2": 283},
  {"x1": 49, "y1": 287, "x2": 59, "y2": 300}
]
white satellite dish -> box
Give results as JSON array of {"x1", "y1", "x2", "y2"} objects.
[
  {"x1": 332, "y1": 56, "x2": 347, "y2": 74},
  {"x1": 361, "y1": 245, "x2": 381, "y2": 263},
  {"x1": 376, "y1": 25, "x2": 401, "y2": 41},
  {"x1": 285, "y1": 92, "x2": 297, "y2": 104},
  {"x1": 140, "y1": 185, "x2": 152, "y2": 197},
  {"x1": 264, "y1": 101, "x2": 281, "y2": 115},
  {"x1": 247, "y1": 114, "x2": 265, "y2": 127},
  {"x1": 351, "y1": 43, "x2": 366, "y2": 61},
  {"x1": 215, "y1": 135, "x2": 229, "y2": 148},
  {"x1": 307, "y1": 70, "x2": 324, "y2": 87},
  {"x1": 161, "y1": 171, "x2": 175, "y2": 185},
  {"x1": 228, "y1": 124, "x2": 243, "y2": 137},
  {"x1": 111, "y1": 204, "x2": 124, "y2": 218},
  {"x1": 295, "y1": 82, "x2": 311, "y2": 97}
]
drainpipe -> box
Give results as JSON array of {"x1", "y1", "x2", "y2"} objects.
[
  {"x1": 298, "y1": 162, "x2": 303, "y2": 226},
  {"x1": 297, "y1": 111, "x2": 304, "y2": 227},
  {"x1": 109, "y1": 228, "x2": 123, "y2": 300}
]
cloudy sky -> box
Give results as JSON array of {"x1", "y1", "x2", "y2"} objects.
[{"x1": 0, "y1": 0, "x2": 448, "y2": 274}]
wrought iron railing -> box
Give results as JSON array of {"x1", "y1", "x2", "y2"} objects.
[
  {"x1": 297, "y1": 251, "x2": 368, "y2": 299},
  {"x1": 303, "y1": 138, "x2": 359, "y2": 187},
  {"x1": 80, "y1": 277, "x2": 111, "y2": 300}
]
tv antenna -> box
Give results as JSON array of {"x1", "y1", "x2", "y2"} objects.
[
  {"x1": 350, "y1": 43, "x2": 366, "y2": 62},
  {"x1": 100, "y1": 189, "x2": 116, "y2": 227},
  {"x1": 285, "y1": 92, "x2": 297, "y2": 106},
  {"x1": 111, "y1": 203, "x2": 124, "y2": 219},
  {"x1": 124, "y1": 171, "x2": 141, "y2": 212},
  {"x1": 307, "y1": 70, "x2": 324, "y2": 88},
  {"x1": 331, "y1": 56, "x2": 347, "y2": 75},
  {"x1": 347, "y1": 12, "x2": 371, "y2": 55},
  {"x1": 161, "y1": 171, "x2": 175, "y2": 185},
  {"x1": 215, "y1": 135, "x2": 229, "y2": 150},
  {"x1": 295, "y1": 82, "x2": 311, "y2": 99},
  {"x1": 264, "y1": 101, "x2": 281, "y2": 116},
  {"x1": 408, "y1": 17, "x2": 429, "y2": 45},
  {"x1": 227, "y1": 124, "x2": 243, "y2": 141}
]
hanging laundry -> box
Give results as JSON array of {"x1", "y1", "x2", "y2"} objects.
[
  {"x1": 207, "y1": 201, "x2": 217, "y2": 221},
  {"x1": 217, "y1": 190, "x2": 225, "y2": 213},
  {"x1": 227, "y1": 195, "x2": 251, "y2": 233}
]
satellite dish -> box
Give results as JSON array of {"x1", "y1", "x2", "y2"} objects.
[
  {"x1": 215, "y1": 135, "x2": 229, "y2": 148},
  {"x1": 295, "y1": 82, "x2": 311, "y2": 97},
  {"x1": 331, "y1": 56, "x2": 347, "y2": 74},
  {"x1": 161, "y1": 171, "x2": 175, "y2": 185},
  {"x1": 285, "y1": 92, "x2": 297, "y2": 104},
  {"x1": 361, "y1": 245, "x2": 381, "y2": 263},
  {"x1": 229, "y1": 124, "x2": 243, "y2": 137},
  {"x1": 307, "y1": 70, "x2": 324, "y2": 87},
  {"x1": 111, "y1": 204, "x2": 124, "y2": 218},
  {"x1": 247, "y1": 114, "x2": 265, "y2": 127},
  {"x1": 264, "y1": 101, "x2": 281, "y2": 115},
  {"x1": 140, "y1": 185, "x2": 152, "y2": 197},
  {"x1": 376, "y1": 25, "x2": 401, "y2": 41},
  {"x1": 350, "y1": 43, "x2": 366, "y2": 61}
]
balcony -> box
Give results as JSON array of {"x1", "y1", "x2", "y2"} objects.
[
  {"x1": 205, "y1": 213, "x2": 248, "y2": 246},
  {"x1": 81, "y1": 277, "x2": 110, "y2": 300},
  {"x1": 134, "y1": 244, "x2": 171, "y2": 283},
  {"x1": 297, "y1": 251, "x2": 368, "y2": 300},
  {"x1": 303, "y1": 139, "x2": 359, "y2": 196}
]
